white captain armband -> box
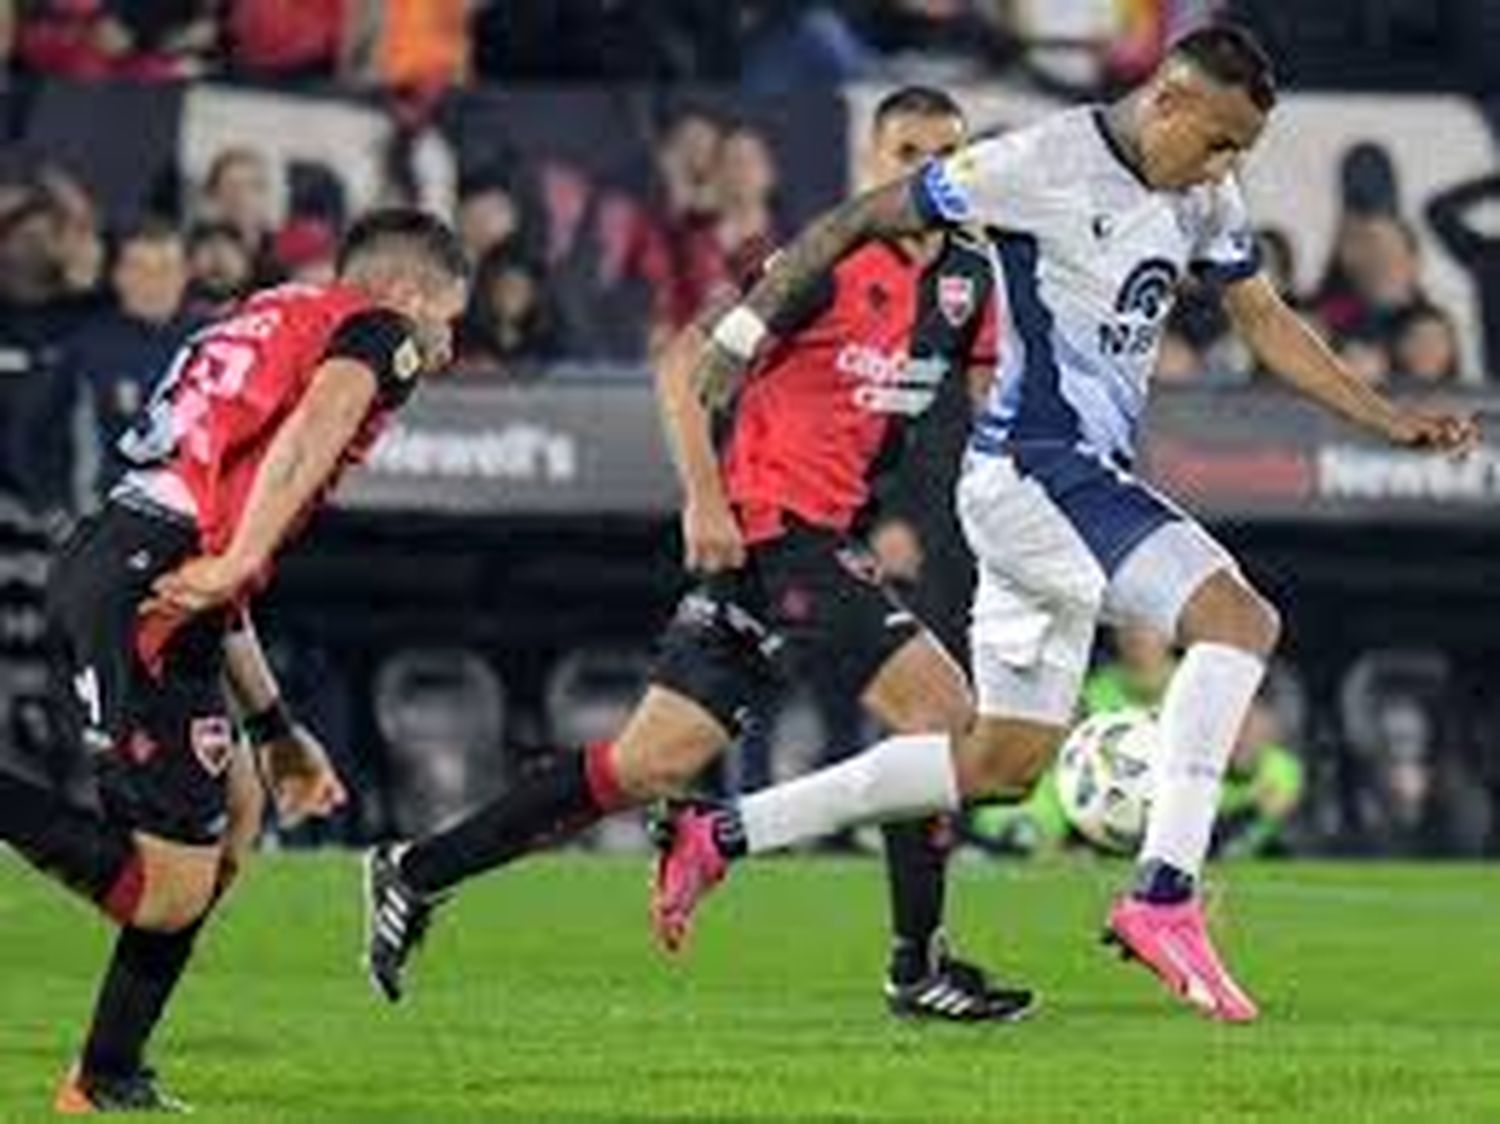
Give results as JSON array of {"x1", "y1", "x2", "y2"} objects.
[{"x1": 710, "y1": 305, "x2": 769, "y2": 363}]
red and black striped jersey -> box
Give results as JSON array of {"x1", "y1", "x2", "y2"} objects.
[{"x1": 722, "y1": 232, "x2": 999, "y2": 543}]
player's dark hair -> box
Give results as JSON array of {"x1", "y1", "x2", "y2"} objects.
[
  {"x1": 337, "y1": 208, "x2": 469, "y2": 284},
  {"x1": 1169, "y1": 25, "x2": 1276, "y2": 112},
  {"x1": 873, "y1": 86, "x2": 965, "y2": 128}
]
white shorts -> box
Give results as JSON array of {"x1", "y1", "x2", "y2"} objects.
[{"x1": 957, "y1": 447, "x2": 1238, "y2": 725}]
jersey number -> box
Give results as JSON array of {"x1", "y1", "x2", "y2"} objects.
[{"x1": 120, "y1": 338, "x2": 259, "y2": 467}]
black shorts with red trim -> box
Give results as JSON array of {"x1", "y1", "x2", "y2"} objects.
[
  {"x1": 46, "y1": 504, "x2": 233, "y2": 846},
  {"x1": 650, "y1": 519, "x2": 924, "y2": 733}
]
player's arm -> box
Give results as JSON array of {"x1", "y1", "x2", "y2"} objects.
[
  {"x1": 147, "y1": 359, "x2": 380, "y2": 615},
  {"x1": 690, "y1": 176, "x2": 934, "y2": 408},
  {"x1": 655, "y1": 315, "x2": 745, "y2": 574},
  {"x1": 223, "y1": 608, "x2": 347, "y2": 824},
  {"x1": 1222, "y1": 274, "x2": 1479, "y2": 451}
]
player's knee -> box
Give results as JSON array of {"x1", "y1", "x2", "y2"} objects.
[
  {"x1": 128, "y1": 840, "x2": 223, "y2": 932},
  {"x1": 1182, "y1": 576, "x2": 1281, "y2": 657},
  {"x1": 1214, "y1": 588, "x2": 1281, "y2": 656},
  {"x1": 619, "y1": 740, "x2": 716, "y2": 798},
  {"x1": 955, "y1": 720, "x2": 1062, "y2": 799},
  {"x1": 132, "y1": 876, "x2": 217, "y2": 933}
]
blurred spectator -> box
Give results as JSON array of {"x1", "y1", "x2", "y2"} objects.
[
  {"x1": 199, "y1": 147, "x2": 277, "y2": 280},
  {"x1": 715, "y1": 125, "x2": 780, "y2": 286},
  {"x1": 632, "y1": 109, "x2": 735, "y2": 353},
  {"x1": 1315, "y1": 213, "x2": 1429, "y2": 346},
  {"x1": 0, "y1": 191, "x2": 102, "y2": 512},
  {"x1": 741, "y1": 5, "x2": 881, "y2": 92},
  {"x1": 184, "y1": 220, "x2": 253, "y2": 314},
  {"x1": 1348, "y1": 695, "x2": 1490, "y2": 857},
  {"x1": 456, "y1": 168, "x2": 526, "y2": 264},
  {"x1": 1155, "y1": 327, "x2": 1204, "y2": 385},
  {"x1": 225, "y1": 0, "x2": 343, "y2": 81},
  {"x1": 1213, "y1": 697, "x2": 1305, "y2": 858},
  {"x1": 10, "y1": 0, "x2": 216, "y2": 80},
  {"x1": 1425, "y1": 172, "x2": 1500, "y2": 379},
  {"x1": 343, "y1": 0, "x2": 469, "y2": 94},
  {"x1": 1334, "y1": 327, "x2": 1392, "y2": 387},
  {"x1": 58, "y1": 219, "x2": 199, "y2": 498},
  {"x1": 271, "y1": 215, "x2": 338, "y2": 285},
  {"x1": 1389, "y1": 303, "x2": 1461, "y2": 388},
  {"x1": 456, "y1": 245, "x2": 564, "y2": 375},
  {"x1": 1082, "y1": 623, "x2": 1175, "y2": 713},
  {"x1": 1256, "y1": 225, "x2": 1301, "y2": 306}
]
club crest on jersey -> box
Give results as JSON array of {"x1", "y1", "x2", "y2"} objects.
[
  {"x1": 393, "y1": 337, "x2": 422, "y2": 382},
  {"x1": 190, "y1": 716, "x2": 234, "y2": 777},
  {"x1": 937, "y1": 275, "x2": 975, "y2": 327}
]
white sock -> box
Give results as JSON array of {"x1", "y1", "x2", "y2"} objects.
[
  {"x1": 739, "y1": 734, "x2": 959, "y2": 855},
  {"x1": 1139, "y1": 643, "x2": 1266, "y2": 880}
]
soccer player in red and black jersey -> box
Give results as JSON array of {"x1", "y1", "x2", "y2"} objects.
[
  {"x1": 0, "y1": 209, "x2": 468, "y2": 1112},
  {"x1": 366, "y1": 89, "x2": 1033, "y2": 1022}
]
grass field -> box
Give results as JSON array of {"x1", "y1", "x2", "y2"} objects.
[{"x1": 3, "y1": 853, "x2": 1499, "y2": 1123}]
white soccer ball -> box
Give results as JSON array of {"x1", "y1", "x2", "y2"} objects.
[{"x1": 1055, "y1": 709, "x2": 1160, "y2": 854}]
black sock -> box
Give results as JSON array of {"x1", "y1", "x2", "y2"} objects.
[
  {"x1": 80, "y1": 921, "x2": 204, "y2": 1081},
  {"x1": 1133, "y1": 858, "x2": 1196, "y2": 904},
  {"x1": 883, "y1": 816, "x2": 951, "y2": 985},
  {"x1": 0, "y1": 768, "x2": 135, "y2": 906},
  {"x1": 399, "y1": 748, "x2": 614, "y2": 896}
]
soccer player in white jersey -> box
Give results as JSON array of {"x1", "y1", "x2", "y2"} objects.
[{"x1": 652, "y1": 25, "x2": 1478, "y2": 1022}]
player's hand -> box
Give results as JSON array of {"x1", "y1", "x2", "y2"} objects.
[
  {"x1": 143, "y1": 554, "x2": 257, "y2": 618},
  {"x1": 682, "y1": 491, "x2": 745, "y2": 574},
  {"x1": 1384, "y1": 407, "x2": 1480, "y2": 456},
  {"x1": 258, "y1": 726, "x2": 348, "y2": 828}
]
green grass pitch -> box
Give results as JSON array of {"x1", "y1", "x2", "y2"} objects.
[{"x1": 3, "y1": 853, "x2": 1499, "y2": 1122}]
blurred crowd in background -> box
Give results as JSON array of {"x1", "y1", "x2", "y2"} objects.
[{"x1": 2, "y1": 1, "x2": 1499, "y2": 860}]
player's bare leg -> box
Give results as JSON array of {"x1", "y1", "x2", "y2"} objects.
[
  {"x1": 1107, "y1": 567, "x2": 1278, "y2": 1023},
  {"x1": 52, "y1": 744, "x2": 263, "y2": 1114},
  {"x1": 0, "y1": 802, "x2": 223, "y2": 1113},
  {"x1": 367, "y1": 685, "x2": 729, "y2": 1001},
  {"x1": 654, "y1": 633, "x2": 1046, "y2": 1021}
]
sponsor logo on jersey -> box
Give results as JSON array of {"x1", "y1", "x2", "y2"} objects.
[
  {"x1": 835, "y1": 343, "x2": 948, "y2": 416},
  {"x1": 937, "y1": 275, "x2": 975, "y2": 327},
  {"x1": 1100, "y1": 257, "x2": 1180, "y2": 358}
]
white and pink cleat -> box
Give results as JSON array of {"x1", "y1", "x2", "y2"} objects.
[{"x1": 1105, "y1": 895, "x2": 1259, "y2": 1023}]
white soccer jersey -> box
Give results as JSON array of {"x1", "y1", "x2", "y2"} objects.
[{"x1": 916, "y1": 106, "x2": 1261, "y2": 467}]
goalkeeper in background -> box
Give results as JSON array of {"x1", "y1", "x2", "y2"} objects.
[{"x1": 968, "y1": 624, "x2": 1304, "y2": 857}]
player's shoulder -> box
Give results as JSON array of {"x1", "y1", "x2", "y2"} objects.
[{"x1": 959, "y1": 107, "x2": 1100, "y2": 187}]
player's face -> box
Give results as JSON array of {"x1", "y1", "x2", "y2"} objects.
[
  {"x1": 865, "y1": 111, "x2": 967, "y2": 189},
  {"x1": 398, "y1": 276, "x2": 469, "y2": 374},
  {"x1": 1140, "y1": 76, "x2": 1266, "y2": 190}
]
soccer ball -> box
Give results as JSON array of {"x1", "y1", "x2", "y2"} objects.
[{"x1": 1055, "y1": 709, "x2": 1160, "y2": 854}]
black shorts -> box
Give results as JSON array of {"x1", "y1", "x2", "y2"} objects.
[
  {"x1": 46, "y1": 504, "x2": 233, "y2": 846},
  {"x1": 650, "y1": 520, "x2": 924, "y2": 733}
]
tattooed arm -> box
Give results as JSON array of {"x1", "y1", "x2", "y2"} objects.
[{"x1": 693, "y1": 176, "x2": 935, "y2": 396}]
